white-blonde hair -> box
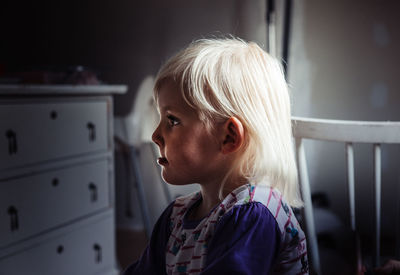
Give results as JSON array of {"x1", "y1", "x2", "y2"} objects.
[{"x1": 154, "y1": 37, "x2": 302, "y2": 207}]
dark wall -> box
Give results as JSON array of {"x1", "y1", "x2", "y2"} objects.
[
  {"x1": 1, "y1": 0, "x2": 266, "y2": 116},
  {"x1": 1, "y1": 0, "x2": 169, "y2": 115}
]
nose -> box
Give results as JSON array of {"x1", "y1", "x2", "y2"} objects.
[{"x1": 152, "y1": 124, "x2": 164, "y2": 147}]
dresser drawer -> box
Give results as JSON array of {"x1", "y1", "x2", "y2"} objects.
[
  {"x1": 0, "y1": 100, "x2": 108, "y2": 170},
  {"x1": 0, "y1": 214, "x2": 117, "y2": 275},
  {"x1": 0, "y1": 160, "x2": 110, "y2": 248}
]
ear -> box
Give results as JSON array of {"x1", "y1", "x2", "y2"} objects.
[{"x1": 221, "y1": 117, "x2": 244, "y2": 154}]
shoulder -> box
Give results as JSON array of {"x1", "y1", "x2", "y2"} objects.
[
  {"x1": 204, "y1": 202, "x2": 281, "y2": 274},
  {"x1": 219, "y1": 201, "x2": 279, "y2": 229},
  {"x1": 224, "y1": 185, "x2": 308, "y2": 274},
  {"x1": 249, "y1": 185, "x2": 306, "y2": 246},
  {"x1": 217, "y1": 184, "x2": 288, "y2": 230},
  {"x1": 223, "y1": 184, "x2": 307, "y2": 252},
  {"x1": 212, "y1": 201, "x2": 281, "y2": 249},
  {"x1": 232, "y1": 184, "x2": 302, "y2": 235},
  {"x1": 246, "y1": 185, "x2": 308, "y2": 274}
]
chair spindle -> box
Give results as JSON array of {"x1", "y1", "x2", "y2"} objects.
[
  {"x1": 295, "y1": 138, "x2": 321, "y2": 274},
  {"x1": 346, "y1": 143, "x2": 356, "y2": 231},
  {"x1": 373, "y1": 144, "x2": 381, "y2": 267}
]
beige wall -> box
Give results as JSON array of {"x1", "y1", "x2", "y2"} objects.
[{"x1": 289, "y1": 0, "x2": 400, "y2": 238}]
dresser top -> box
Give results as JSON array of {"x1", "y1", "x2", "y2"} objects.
[{"x1": 0, "y1": 84, "x2": 128, "y2": 95}]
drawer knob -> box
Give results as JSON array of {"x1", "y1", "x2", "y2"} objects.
[
  {"x1": 88, "y1": 183, "x2": 98, "y2": 202},
  {"x1": 57, "y1": 245, "x2": 64, "y2": 254},
  {"x1": 89, "y1": 182, "x2": 97, "y2": 202},
  {"x1": 50, "y1": 111, "x2": 58, "y2": 120},
  {"x1": 87, "y1": 122, "x2": 96, "y2": 142},
  {"x1": 93, "y1": 243, "x2": 102, "y2": 263},
  {"x1": 7, "y1": 206, "x2": 19, "y2": 232},
  {"x1": 5, "y1": 130, "x2": 18, "y2": 155},
  {"x1": 52, "y1": 178, "x2": 59, "y2": 187}
]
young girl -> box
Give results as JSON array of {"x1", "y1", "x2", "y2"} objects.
[{"x1": 123, "y1": 37, "x2": 308, "y2": 275}]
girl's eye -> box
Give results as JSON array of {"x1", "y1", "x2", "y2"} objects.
[{"x1": 167, "y1": 115, "x2": 180, "y2": 126}]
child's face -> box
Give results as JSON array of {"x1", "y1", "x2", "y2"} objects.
[{"x1": 152, "y1": 81, "x2": 226, "y2": 186}]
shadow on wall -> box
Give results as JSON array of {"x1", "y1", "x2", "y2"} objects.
[
  {"x1": 113, "y1": 0, "x2": 268, "y2": 116},
  {"x1": 0, "y1": 0, "x2": 268, "y2": 117}
]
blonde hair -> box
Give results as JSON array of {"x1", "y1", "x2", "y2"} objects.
[{"x1": 154, "y1": 37, "x2": 302, "y2": 207}]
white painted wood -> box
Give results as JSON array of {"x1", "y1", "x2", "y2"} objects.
[
  {"x1": 0, "y1": 213, "x2": 117, "y2": 275},
  {"x1": 346, "y1": 143, "x2": 356, "y2": 231},
  {"x1": 0, "y1": 100, "x2": 108, "y2": 171},
  {"x1": 292, "y1": 116, "x2": 400, "y2": 272},
  {"x1": 292, "y1": 116, "x2": 400, "y2": 143},
  {"x1": 0, "y1": 210, "x2": 113, "y2": 260},
  {"x1": 0, "y1": 160, "x2": 109, "y2": 248},
  {"x1": 0, "y1": 152, "x2": 111, "y2": 181},
  {"x1": 0, "y1": 86, "x2": 122, "y2": 274},
  {"x1": 374, "y1": 144, "x2": 381, "y2": 267},
  {"x1": 0, "y1": 84, "x2": 127, "y2": 95},
  {"x1": 397, "y1": 184, "x2": 400, "y2": 259},
  {"x1": 295, "y1": 138, "x2": 321, "y2": 275}
]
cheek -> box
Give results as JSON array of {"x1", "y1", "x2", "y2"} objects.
[
  {"x1": 169, "y1": 138, "x2": 198, "y2": 163},
  {"x1": 164, "y1": 124, "x2": 219, "y2": 165},
  {"x1": 181, "y1": 134, "x2": 218, "y2": 163}
]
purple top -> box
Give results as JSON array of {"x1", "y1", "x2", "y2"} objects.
[{"x1": 123, "y1": 201, "x2": 281, "y2": 274}]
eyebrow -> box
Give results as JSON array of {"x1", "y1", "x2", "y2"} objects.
[
  {"x1": 160, "y1": 105, "x2": 182, "y2": 115},
  {"x1": 159, "y1": 106, "x2": 172, "y2": 113}
]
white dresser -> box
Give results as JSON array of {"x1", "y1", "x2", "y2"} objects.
[{"x1": 0, "y1": 85, "x2": 127, "y2": 275}]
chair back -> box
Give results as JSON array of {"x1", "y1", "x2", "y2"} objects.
[{"x1": 292, "y1": 116, "x2": 400, "y2": 274}]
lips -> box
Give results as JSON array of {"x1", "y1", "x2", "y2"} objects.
[{"x1": 157, "y1": 157, "x2": 168, "y2": 166}]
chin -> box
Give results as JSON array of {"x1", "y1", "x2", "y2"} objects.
[
  {"x1": 161, "y1": 173, "x2": 191, "y2": 186},
  {"x1": 162, "y1": 178, "x2": 190, "y2": 186}
]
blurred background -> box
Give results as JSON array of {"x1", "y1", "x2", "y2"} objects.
[{"x1": 1, "y1": 0, "x2": 400, "y2": 274}]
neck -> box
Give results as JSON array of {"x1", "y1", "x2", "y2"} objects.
[
  {"x1": 198, "y1": 185, "x2": 221, "y2": 216},
  {"x1": 191, "y1": 176, "x2": 247, "y2": 220}
]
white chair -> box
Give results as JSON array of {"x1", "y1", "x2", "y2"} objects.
[{"x1": 292, "y1": 116, "x2": 400, "y2": 274}]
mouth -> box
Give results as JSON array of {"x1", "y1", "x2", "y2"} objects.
[{"x1": 157, "y1": 157, "x2": 169, "y2": 166}]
